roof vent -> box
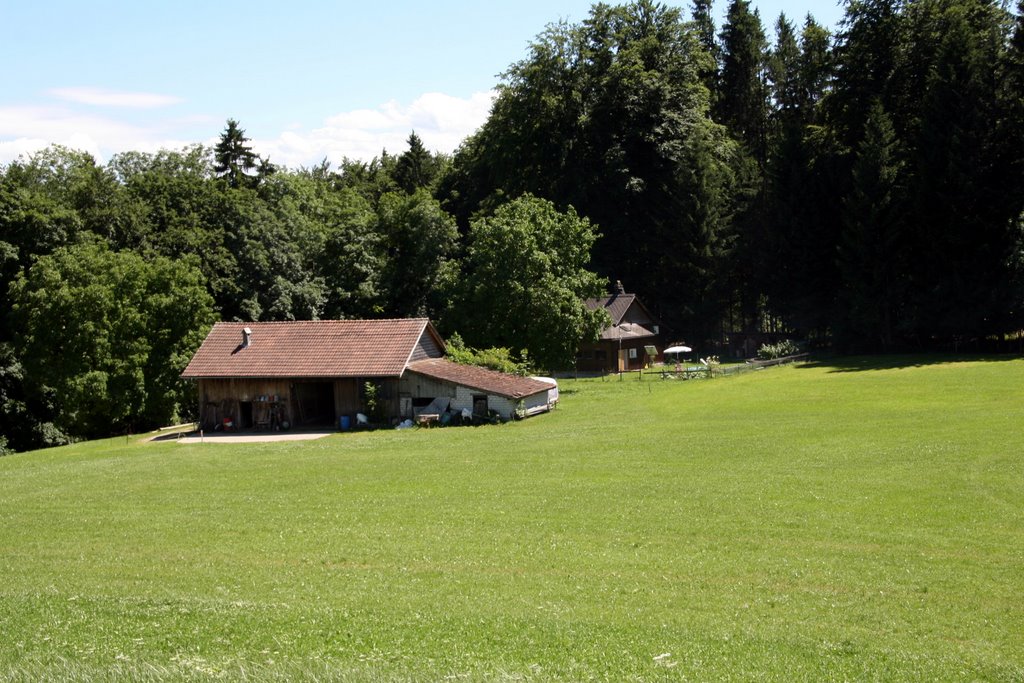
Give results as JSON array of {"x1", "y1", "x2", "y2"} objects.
[{"x1": 242, "y1": 326, "x2": 252, "y2": 348}]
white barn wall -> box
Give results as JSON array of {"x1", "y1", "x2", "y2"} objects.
[
  {"x1": 451, "y1": 385, "x2": 516, "y2": 418},
  {"x1": 402, "y1": 370, "x2": 552, "y2": 420}
]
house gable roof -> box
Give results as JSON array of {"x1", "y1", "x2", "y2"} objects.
[
  {"x1": 406, "y1": 358, "x2": 555, "y2": 400},
  {"x1": 585, "y1": 284, "x2": 661, "y2": 341},
  {"x1": 586, "y1": 291, "x2": 640, "y2": 326},
  {"x1": 181, "y1": 319, "x2": 445, "y2": 379}
]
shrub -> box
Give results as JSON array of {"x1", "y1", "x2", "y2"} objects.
[
  {"x1": 363, "y1": 381, "x2": 384, "y2": 424},
  {"x1": 756, "y1": 340, "x2": 801, "y2": 360},
  {"x1": 446, "y1": 332, "x2": 533, "y2": 376}
]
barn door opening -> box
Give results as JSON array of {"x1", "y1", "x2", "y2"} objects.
[
  {"x1": 293, "y1": 382, "x2": 335, "y2": 425},
  {"x1": 239, "y1": 401, "x2": 253, "y2": 429}
]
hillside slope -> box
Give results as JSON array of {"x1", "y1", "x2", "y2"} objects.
[{"x1": 1, "y1": 357, "x2": 1022, "y2": 680}]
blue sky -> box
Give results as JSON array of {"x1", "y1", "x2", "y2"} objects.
[{"x1": 0, "y1": 0, "x2": 844, "y2": 168}]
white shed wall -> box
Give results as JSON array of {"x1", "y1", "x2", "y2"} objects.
[
  {"x1": 451, "y1": 385, "x2": 514, "y2": 419},
  {"x1": 402, "y1": 370, "x2": 552, "y2": 420}
]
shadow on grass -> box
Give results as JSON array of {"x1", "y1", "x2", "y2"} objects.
[{"x1": 798, "y1": 353, "x2": 1021, "y2": 373}]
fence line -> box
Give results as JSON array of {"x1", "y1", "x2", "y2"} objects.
[{"x1": 717, "y1": 353, "x2": 810, "y2": 376}]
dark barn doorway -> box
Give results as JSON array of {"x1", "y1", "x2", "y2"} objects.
[
  {"x1": 293, "y1": 382, "x2": 335, "y2": 426},
  {"x1": 239, "y1": 401, "x2": 254, "y2": 429}
]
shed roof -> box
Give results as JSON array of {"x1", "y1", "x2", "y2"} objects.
[
  {"x1": 407, "y1": 358, "x2": 555, "y2": 400},
  {"x1": 181, "y1": 319, "x2": 443, "y2": 379}
]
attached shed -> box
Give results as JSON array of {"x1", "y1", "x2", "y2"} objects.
[{"x1": 403, "y1": 358, "x2": 557, "y2": 421}]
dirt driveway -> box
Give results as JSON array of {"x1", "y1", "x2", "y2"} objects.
[{"x1": 152, "y1": 429, "x2": 336, "y2": 445}]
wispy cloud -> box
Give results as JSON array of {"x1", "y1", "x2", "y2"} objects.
[
  {"x1": 0, "y1": 105, "x2": 194, "y2": 163},
  {"x1": 257, "y1": 91, "x2": 496, "y2": 168},
  {"x1": 0, "y1": 91, "x2": 495, "y2": 167},
  {"x1": 49, "y1": 87, "x2": 183, "y2": 108}
]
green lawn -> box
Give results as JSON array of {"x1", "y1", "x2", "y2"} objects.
[{"x1": 1, "y1": 357, "x2": 1022, "y2": 681}]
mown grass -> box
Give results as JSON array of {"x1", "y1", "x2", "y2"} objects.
[{"x1": 1, "y1": 356, "x2": 1022, "y2": 681}]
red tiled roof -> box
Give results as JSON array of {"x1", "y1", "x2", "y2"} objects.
[
  {"x1": 406, "y1": 358, "x2": 555, "y2": 400},
  {"x1": 181, "y1": 319, "x2": 443, "y2": 379}
]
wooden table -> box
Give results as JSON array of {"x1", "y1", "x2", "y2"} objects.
[{"x1": 416, "y1": 413, "x2": 440, "y2": 427}]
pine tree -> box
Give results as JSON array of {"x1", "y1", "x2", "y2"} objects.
[
  {"x1": 797, "y1": 14, "x2": 831, "y2": 123},
  {"x1": 758, "y1": 12, "x2": 839, "y2": 338},
  {"x1": 904, "y1": 0, "x2": 1016, "y2": 341},
  {"x1": 827, "y1": 0, "x2": 904, "y2": 149},
  {"x1": 392, "y1": 132, "x2": 436, "y2": 194},
  {"x1": 768, "y1": 14, "x2": 801, "y2": 124},
  {"x1": 838, "y1": 101, "x2": 904, "y2": 351},
  {"x1": 213, "y1": 119, "x2": 259, "y2": 188},
  {"x1": 692, "y1": 0, "x2": 720, "y2": 97},
  {"x1": 717, "y1": 0, "x2": 769, "y2": 164}
]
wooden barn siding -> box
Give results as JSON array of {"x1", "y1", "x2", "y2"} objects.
[
  {"x1": 409, "y1": 331, "x2": 444, "y2": 362},
  {"x1": 379, "y1": 378, "x2": 401, "y2": 419},
  {"x1": 577, "y1": 339, "x2": 657, "y2": 372},
  {"x1": 197, "y1": 377, "x2": 404, "y2": 428},
  {"x1": 622, "y1": 300, "x2": 655, "y2": 325},
  {"x1": 334, "y1": 380, "x2": 360, "y2": 417},
  {"x1": 399, "y1": 374, "x2": 457, "y2": 400},
  {"x1": 336, "y1": 378, "x2": 401, "y2": 422},
  {"x1": 198, "y1": 378, "x2": 293, "y2": 429}
]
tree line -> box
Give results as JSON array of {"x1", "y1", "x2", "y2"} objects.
[
  {"x1": 443, "y1": 0, "x2": 1024, "y2": 353},
  {"x1": 0, "y1": 130, "x2": 605, "y2": 452},
  {"x1": 4, "y1": 0, "x2": 1024, "y2": 452}
]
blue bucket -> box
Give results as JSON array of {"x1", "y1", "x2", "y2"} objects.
[{"x1": 339, "y1": 415, "x2": 351, "y2": 431}]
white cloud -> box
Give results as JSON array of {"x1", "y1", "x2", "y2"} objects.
[
  {"x1": 49, "y1": 87, "x2": 183, "y2": 108},
  {"x1": 0, "y1": 137, "x2": 54, "y2": 163},
  {"x1": 256, "y1": 91, "x2": 496, "y2": 168},
  {"x1": 0, "y1": 105, "x2": 193, "y2": 164},
  {"x1": 0, "y1": 91, "x2": 496, "y2": 168}
]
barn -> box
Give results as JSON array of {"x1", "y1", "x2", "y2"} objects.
[{"x1": 181, "y1": 319, "x2": 555, "y2": 430}]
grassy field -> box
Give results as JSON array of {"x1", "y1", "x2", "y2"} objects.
[{"x1": 1, "y1": 357, "x2": 1022, "y2": 681}]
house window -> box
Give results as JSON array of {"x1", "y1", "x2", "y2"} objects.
[
  {"x1": 472, "y1": 394, "x2": 488, "y2": 417},
  {"x1": 628, "y1": 348, "x2": 638, "y2": 359}
]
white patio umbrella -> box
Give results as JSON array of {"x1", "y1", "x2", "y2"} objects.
[
  {"x1": 663, "y1": 345, "x2": 692, "y2": 354},
  {"x1": 663, "y1": 345, "x2": 692, "y2": 368}
]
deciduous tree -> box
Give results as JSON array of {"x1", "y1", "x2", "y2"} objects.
[
  {"x1": 456, "y1": 195, "x2": 608, "y2": 370},
  {"x1": 8, "y1": 241, "x2": 216, "y2": 439}
]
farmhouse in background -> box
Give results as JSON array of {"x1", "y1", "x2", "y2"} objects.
[
  {"x1": 181, "y1": 319, "x2": 556, "y2": 430},
  {"x1": 577, "y1": 281, "x2": 664, "y2": 373}
]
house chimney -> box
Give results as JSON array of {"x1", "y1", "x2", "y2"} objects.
[
  {"x1": 614, "y1": 280, "x2": 625, "y2": 294},
  {"x1": 242, "y1": 326, "x2": 252, "y2": 348}
]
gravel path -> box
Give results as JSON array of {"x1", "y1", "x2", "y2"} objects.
[{"x1": 159, "y1": 430, "x2": 336, "y2": 444}]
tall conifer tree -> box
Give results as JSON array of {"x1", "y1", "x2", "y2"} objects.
[{"x1": 213, "y1": 119, "x2": 259, "y2": 189}]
